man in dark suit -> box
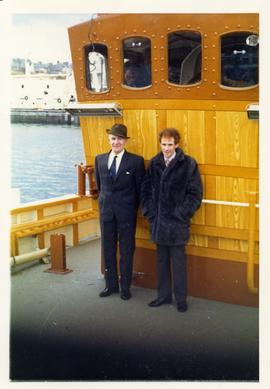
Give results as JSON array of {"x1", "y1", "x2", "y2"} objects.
[{"x1": 95, "y1": 124, "x2": 145, "y2": 300}]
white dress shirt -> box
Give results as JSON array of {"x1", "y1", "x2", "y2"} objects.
[{"x1": 108, "y1": 149, "x2": 125, "y2": 173}]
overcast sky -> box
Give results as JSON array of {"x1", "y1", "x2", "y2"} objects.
[{"x1": 11, "y1": 14, "x2": 93, "y2": 63}]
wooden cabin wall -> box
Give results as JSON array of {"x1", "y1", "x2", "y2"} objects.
[{"x1": 79, "y1": 99, "x2": 259, "y2": 261}]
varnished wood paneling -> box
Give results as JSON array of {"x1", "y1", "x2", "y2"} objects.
[
  {"x1": 122, "y1": 110, "x2": 158, "y2": 158},
  {"x1": 216, "y1": 112, "x2": 259, "y2": 168}
]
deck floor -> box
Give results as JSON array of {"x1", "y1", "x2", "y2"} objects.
[{"x1": 10, "y1": 239, "x2": 259, "y2": 381}]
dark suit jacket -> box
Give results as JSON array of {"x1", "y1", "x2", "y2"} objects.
[{"x1": 95, "y1": 150, "x2": 145, "y2": 222}]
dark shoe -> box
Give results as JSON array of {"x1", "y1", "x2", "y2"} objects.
[
  {"x1": 177, "y1": 301, "x2": 188, "y2": 312},
  {"x1": 120, "y1": 290, "x2": 131, "y2": 300},
  {"x1": 99, "y1": 287, "x2": 119, "y2": 297},
  {"x1": 148, "y1": 297, "x2": 172, "y2": 307}
]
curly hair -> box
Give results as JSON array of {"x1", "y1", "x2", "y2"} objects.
[{"x1": 158, "y1": 128, "x2": 181, "y2": 144}]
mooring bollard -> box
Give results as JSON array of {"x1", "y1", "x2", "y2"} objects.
[{"x1": 44, "y1": 233, "x2": 73, "y2": 274}]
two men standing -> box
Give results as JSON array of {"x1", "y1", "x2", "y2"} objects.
[{"x1": 95, "y1": 124, "x2": 202, "y2": 312}]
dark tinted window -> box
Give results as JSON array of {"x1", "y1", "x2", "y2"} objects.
[
  {"x1": 85, "y1": 44, "x2": 109, "y2": 92},
  {"x1": 123, "y1": 37, "x2": 151, "y2": 88},
  {"x1": 168, "y1": 31, "x2": 201, "y2": 85},
  {"x1": 221, "y1": 32, "x2": 259, "y2": 88}
]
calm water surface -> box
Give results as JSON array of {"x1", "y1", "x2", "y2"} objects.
[{"x1": 11, "y1": 123, "x2": 84, "y2": 203}]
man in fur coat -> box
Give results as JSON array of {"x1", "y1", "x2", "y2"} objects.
[{"x1": 141, "y1": 128, "x2": 203, "y2": 312}]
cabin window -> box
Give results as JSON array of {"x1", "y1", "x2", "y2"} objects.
[
  {"x1": 221, "y1": 32, "x2": 259, "y2": 88},
  {"x1": 85, "y1": 44, "x2": 109, "y2": 92},
  {"x1": 168, "y1": 31, "x2": 202, "y2": 85},
  {"x1": 122, "y1": 37, "x2": 151, "y2": 88}
]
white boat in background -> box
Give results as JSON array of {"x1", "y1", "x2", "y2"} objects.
[{"x1": 11, "y1": 60, "x2": 76, "y2": 110}]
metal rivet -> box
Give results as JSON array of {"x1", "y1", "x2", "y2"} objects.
[
  {"x1": 187, "y1": 24, "x2": 191, "y2": 28},
  {"x1": 161, "y1": 68, "x2": 164, "y2": 71},
  {"x1": 133, "y1": 29, "x2": 137, "y2": 33},
  {"x1": 212, "y1": 44, "x2": 216, "y2": 48},
  {"x1": 154, "y1": 92, "x2": 158, "y2": 95},
  {"x1": 152, "y1": 34, "x2": 156, "y2": 37},
  {"x1": 204, "y1": 68, "x2": 208, "y2": 71},
  {"x1": 204, "y1": 46, "x2": 208, "y2": 49},
  {"x1": 197, "y1": 26, "x2": 201, "y2": 30},
  {"x1": 212, "y1": 69, "x2": 216, "y2": 72},
  {"x1": 154, "y1": 81, "x2": 158, "y2": 84},
  {"x1": 204, "y1": 34, "x2": 208, "y2": 37}
]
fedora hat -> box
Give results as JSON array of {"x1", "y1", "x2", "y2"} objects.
[{"x1": 106, "y1": 123, "x2": 130, "y2": 139}]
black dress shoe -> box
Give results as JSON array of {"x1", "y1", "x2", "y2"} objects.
[
  {"x1": 148, "y1": 297, "x2": 172, "y2": 307},
  {"x1": 120, "y1": 290, "x2": 131, "y2": 300},
  {"x1": 177, "y1": 301, "x2": 188, "y2": 312},
  {"x1": 99, "y1": 287, "x2": 119, "y2": 297}
]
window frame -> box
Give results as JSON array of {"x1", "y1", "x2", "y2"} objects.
[
  {"x1": 166, "y1": 30, "x2": 202, "y2": 87},
  {"x1": 219, "y1": 31, "x2": 259, "y2": 90},
  {"x1": 85, "y1": 43, "x2": 110, "y2": 93},
  {"x1": 121, "y1": 36, "x2": 152, "y2": 90}
]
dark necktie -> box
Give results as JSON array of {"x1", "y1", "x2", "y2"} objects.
[{"x1": 109, "y1": 155, "x2": 117, "y2": 180}]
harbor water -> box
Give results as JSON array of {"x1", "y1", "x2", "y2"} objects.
[{"x1": 11, "y1": 123, "x2": 85, "y2": 204}]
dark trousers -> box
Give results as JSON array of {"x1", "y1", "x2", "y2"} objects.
[
  {"x1": 100, "y1": 217, "x2": 136, "y2": 291},
  {"x1": 156, "y1": 244, "x2": 187, "y2": 303}
]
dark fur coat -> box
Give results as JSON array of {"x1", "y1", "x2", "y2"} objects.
[{"x1": 141, "y1": 148, "x2": 203, "y2": 245}]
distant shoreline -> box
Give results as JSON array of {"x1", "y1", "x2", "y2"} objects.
[{"x1": 10, "y1": 108, "x2": 80, "y2": 126}]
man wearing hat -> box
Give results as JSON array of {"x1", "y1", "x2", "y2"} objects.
[{"x1": 95, "y1": 124, "x2": 145, "y2": 300}]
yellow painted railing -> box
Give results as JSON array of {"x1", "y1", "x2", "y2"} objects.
[{"x1": 10, "y1": 193, "x2": 259, "y2": 294}]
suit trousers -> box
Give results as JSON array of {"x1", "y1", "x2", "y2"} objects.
[
  {"x1": 100, "y1": 216, "x2": 136, "y2": 291},
  {"x1": 156, "y1": 244, "x2": 187, "y2": 303}
]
